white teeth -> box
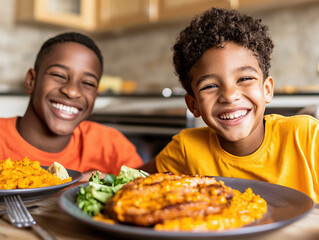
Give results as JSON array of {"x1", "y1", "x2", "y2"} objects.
[
  {"x1": 219, "y1": 110, "x2": 247, "y2": 120},
  {"x1": 51, "y1": 102, "x2": 79, "y2": 115}
]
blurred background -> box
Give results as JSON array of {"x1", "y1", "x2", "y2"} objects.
[{"x1": 1, "y1": 0, "x2": 319, "y2": 162}]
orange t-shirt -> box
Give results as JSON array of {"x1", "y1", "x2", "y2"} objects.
[{"x1": 0, "y1": 117, "x2": 143, "y2": 175}]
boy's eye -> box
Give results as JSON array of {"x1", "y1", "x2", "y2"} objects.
[
  {"x1": 50, "y1": 73, "x2": 65, "y2": 79},
  {"x1": 238, "y1": 77, "x2": 254, "y2": 82},
  {"x1": 82, "y1": 81, "x2": 97, "y2": 88},
  {"x1": 199, "y1": 84, "x2": 218, "y2": 92}
]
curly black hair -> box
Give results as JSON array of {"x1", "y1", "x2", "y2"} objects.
[
  {"x1": 34, "y1": 32, "x2": 103, "y2": 74},
  {"x1": 173, "y1": 7, "x2": 274, "y2": 96}
]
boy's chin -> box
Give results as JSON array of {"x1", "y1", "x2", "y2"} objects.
[
  {"x1": 48, "y1": 125, "x2": 77, "y2": 136},
  {"x1": 45, "y1": 117, "x2": 83, "y2": 136},
  {"x1": 217, "y1": 131, "x2": 250, "y2": 143}
]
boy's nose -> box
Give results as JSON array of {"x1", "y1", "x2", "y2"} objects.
[
  {"x1": 218, "y1": 86, "x2": 240, "y2": 103},
  {"x1": 61, "y1": 82, "x2": 81, "y2": 99}
]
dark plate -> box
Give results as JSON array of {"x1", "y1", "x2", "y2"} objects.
[
  {"x1": 0, "y1": 166, "x2": 83, "y2": 202},
  {"x1": 59, "y1": 177, "x2": 314, "y2": 240}
]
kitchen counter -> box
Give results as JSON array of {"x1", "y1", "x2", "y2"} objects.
[
  {"x1": 0, "y1": 95, "x2": 29, "y2": 118},
  {"x1": 267, "y1": 94, "x2": 319, "y2": 108},
  {"x1": 1, "y1": 92, "x2": 319, "y2": 119}
]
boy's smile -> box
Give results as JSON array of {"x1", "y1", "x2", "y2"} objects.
[
  {"x1": 25, "y1": 42, "x2": 101, "y2": 137},
  {"x1": 51, "y1": 102, "x2": 79, "y2": 118},
  {"x1": 186, "y1": 42, "x2": 273, "y2": 155},
  {"x1": 50, "y1": 100, "x2": 81, "y2": 120}
]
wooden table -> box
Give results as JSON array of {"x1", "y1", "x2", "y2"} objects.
[{"x1": 1, "y1": 184, "x2": 319, "y2": 240}]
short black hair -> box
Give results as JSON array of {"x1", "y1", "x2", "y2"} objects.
[
  {"x1": 173, "y1": 7, "x2": 274, "y2": 96},
  {"x1": 34, "y1": 32, "x2": 103, "y2": 73}
]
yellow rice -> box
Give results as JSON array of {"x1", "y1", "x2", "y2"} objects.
[{"x1": 0, "y1": 157, "x2": 72, "y2": 189}]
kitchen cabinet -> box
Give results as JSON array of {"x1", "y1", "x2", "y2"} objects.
[
  {"x1": 15, "y1": 0, "x2": 319, "y2": 32},
  {"x1": 155, "y1": 0, "x2": 319, "y2": 22},
  {"x1": 33, "y1": 0, "x2": 151, "y2": 32},
  {"x1": 155, "y1": 0, "x2": 232, "y2": 21},
  {"x1": 15, "y1": 0, "x2": 234, "y2": 32},
  {"x1": 238, "y1": 0, "x2": 319, "y2": 12}
]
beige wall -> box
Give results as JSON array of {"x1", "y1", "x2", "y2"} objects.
[{"x1": 0, "y1": 1, "x2": 319, "y2": 93}]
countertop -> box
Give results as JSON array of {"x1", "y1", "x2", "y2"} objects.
[{"x1": 1, "y1": 92, "x2": 319, "y2": 119}]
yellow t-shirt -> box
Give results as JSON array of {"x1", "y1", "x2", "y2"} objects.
[{"x1": 156, "y1": 114, "x2": 319, "y2": 202}]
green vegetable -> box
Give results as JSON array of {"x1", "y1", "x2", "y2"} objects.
[{"x1": 76, "y1": 165, "x2": 149, "y2": 216}]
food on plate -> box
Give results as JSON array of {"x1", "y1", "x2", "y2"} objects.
[
  {"x1": 0, "y1": 157, "x2": 72, "y2": 189},
  {"x1": 104, "y1": 172, "x2": 267, "y2": 231},
  {"x1": 47, "y1": 161, "x2": 70, "y2": 180},
  {"x1": 106, "y1": 173, "x2": 233, "y2": 226},
  {"x1": 154, "y1": 187, "x2": 267, "y2": 231},
  {"x1": 76, "y1": 165, "x2": 149, "y2": 216}
]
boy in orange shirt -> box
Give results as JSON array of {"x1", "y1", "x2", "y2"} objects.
[
  {"x1": 0, "y1": 32, "x2": 143, "y2": 180},
  {"x1": 141, "y1": 8, "x2": 319, "y2": 202}
]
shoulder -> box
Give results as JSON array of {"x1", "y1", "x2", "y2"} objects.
[
  {"x1": 179, "y1": 127, "x2": 212, "y2": 135},
  {"x1": 0, "y1": 117, "x2": 16, "y2": 124},
  {"x1": 265, "y1": 114, "x2": 319, "y2": 131},
  {"x1": 175, "y1": 127, "x2": 213, "y2": 141},
  {"x1": 265, "y1": 114, "x2": 318, "y2": 125},
  {"x1": 0, "y1": 117, "x2": 17, "y2": 130}
]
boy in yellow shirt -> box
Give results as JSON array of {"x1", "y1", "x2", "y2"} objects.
[{"x1": 141, "y1": 7, "x2": 319, "y2": 202}]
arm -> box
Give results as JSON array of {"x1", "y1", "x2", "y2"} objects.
[{"x1": 138, "y1": 158, "x2": 158, "y2": 174}]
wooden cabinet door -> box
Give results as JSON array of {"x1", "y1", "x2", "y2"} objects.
[
  {"x1": 34, "y1": 0, "x2": 97, "y2": 31},
  {"x1": 238, "y1": 0, "x2": 318, "y2": 12},
  {"x1": 33, "y1": 0, "x2": 151, "y2": 32},
  {"x1": 95, "y1": 0, "x2": 150, "y2": 30},
  {"x1": 25, "y1": 0, "x2": 319, "y2": 32}
]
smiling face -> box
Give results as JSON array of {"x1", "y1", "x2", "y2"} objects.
[
  {"x1": 185, "y1": 42, "x2": 273, "y2": 154},
  {"x1": 25, "y1": 42, "x2": 101, "y2": 136}
]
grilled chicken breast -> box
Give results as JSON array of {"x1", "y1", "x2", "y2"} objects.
[{"x1": 105, "y1": 172, "x2": 234, "y2": 227}]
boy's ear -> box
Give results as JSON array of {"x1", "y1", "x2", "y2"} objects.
[
  {"x1": 264, "y1": 76, "x2": 274, "y2": 103},
  {"x1": 185, "y1": 93, "x2": 201, "y2": 117},
  {"x1": 24, "y1": 68, "x2": 36, "y2": 94}
]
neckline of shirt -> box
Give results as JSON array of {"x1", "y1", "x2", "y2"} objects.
[{"x1": 210, "y1": 116, "x2": 272, "y2": 165}]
